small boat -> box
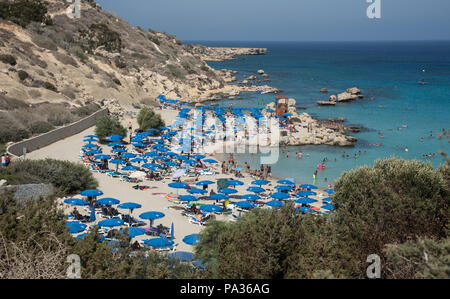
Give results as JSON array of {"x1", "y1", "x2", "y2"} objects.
[{"x1": 418, "y1": 79, "x2": 426, "y2": 85}]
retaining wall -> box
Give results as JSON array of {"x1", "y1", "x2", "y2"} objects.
[{"x1": 7, "y1": 108, "x2": 108, "y2": 157}]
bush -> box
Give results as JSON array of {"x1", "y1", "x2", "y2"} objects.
[
  {"x1": 0, "y1": 159, "x2": 98, "y2": 196},
  {"x1": 195, "y1": 158, "x2": 450, "y2": 279},
  {"x1": 0, "y1": 54, "x2": 17, "y2": 66},
  {"x1": 18, "y1": 70, "x2": 29, "y2": 81},
  {"x1": 28, "y1": 121, "x2": 54, "y2": 134},
  {"x1": 80, "y1": 23, "x2": 122, "y2": 53},
  {"x1": 166, "y1": 64, "x2": 184, "y2": 80},
  {"x1": 0, "y1": 0, "x2": 49, "y2": 28},
  {"x1": 71, "y1": 103, "x2": 100, "y2": 118},
  {"x1": 43, "y1": 81, "x2": 58, "y2": 92},
  {"x1": 137, "y1": 107, "x2": 165, "y2": 131},
  {"x1": 95, "y1": 115, "x2": 127, "y2": 141}
]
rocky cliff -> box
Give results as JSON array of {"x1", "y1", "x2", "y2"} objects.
[{"x1": 0, "y1": 0, "x2": 275, "y2": 109}]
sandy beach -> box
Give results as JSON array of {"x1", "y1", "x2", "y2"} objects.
[{"x1": 26, "y1": 106, "x2": 331, "y2": 253}]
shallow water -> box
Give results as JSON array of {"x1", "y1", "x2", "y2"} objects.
[{"x1": 186, "y1": 41, "x2": 450, "y2": 186}]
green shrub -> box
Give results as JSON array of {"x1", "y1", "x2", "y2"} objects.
[
  {"x1": 80, "y1": 23, "x2": 122, "y2": 53},
  {"x1": 18, "y1": 70, "x2": 29, "y2": 81},
  {"x1": 166, "y1": 64, "x2": 184, "y2": 80},
  {"x1": 137, "y1": 107, "x2": 165, "y2": 131},
  {"x1": 0, "y1": 159, "x2": 98, "y2": 197},
  {"x1": 71, "y1": 103, "x2": 100, "y2": 117},
  {"x1": 0, "y1": 54, "x2": 17, "y2": 66},
  {"x1": 95, "y1": 115, "x2": 127, "y2": 141},
  {"x1": 43, "y1": 81, "x2": 58, "y2": 92},
  {"x1": 28, "y1": 121, "x2": 54, "y2": 134},
  {"x1": 0, "y1": 0, "x2": 49, "y2": 28}
]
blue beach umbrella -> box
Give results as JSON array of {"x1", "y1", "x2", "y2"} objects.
[
  {"x1": 108, "y1": 142, "x2": 123, "y2": 147},
  {"x1": 187, "y1": 188, "x2": 208, "y2": 195},
  {"x1": 251, "y1": 180, "x2": 270, "y2": 186},
  {"x1": 240, "y1": 194, "x2": 260, "y2": 201},
  {"x1": 218, "y1": 188, "x2": 238, "y2": 195},
  {"x1": 84, "y1": 135, "x2": 98, "y2": 138},
  {"x1": 168, "y1": 182, "x2": 188, "y2": 189},
  {"x1": 130, "y1": 157, "x2": 147, "y2": 163},
  {"x1": 247, "y1": 186, "x2": 265, "y2": 193},
  {"x1": 209, "y1": 193, "x2": 229, "y2": 201},
  {"x1": 117, "y1": 202, "x2": 142, "y2": 214},
  {"x1": 95, "y1": 154, "x2": 111, "y2": 160},
  {"x1": 66, "y1": 221, "x2": 87, "y2": 234},
  {"x1": 89, "y1": 206, "x2": 96, "y2": 222},
  {"x1": 299, "y1": 184, "x2": 318, "y2": 190},
  {"x1": 85, "y1": 149, "x2": 102, "y2": 155},
  {"x1": 196, "y1": 180, "x2": 215, "y2": 186},
  {"x1": 200, "y1": 205, "x2": 223, "y2": 213},
  {"x1": 233, "y1": 201, "x2": 255, "y2": 209},
  {"x1": 270, "y1": 192, "x2": 290, "y2": 200},
  {"x1": 225, "y1": 180, "x2": 244, "y2": 187},
  {"x1": 80, "y1": 189, "x2": 103, "y2": 197},
  {"x1": 321, "y1": 203, "x2": 334, "y2": 210},
  {"x1": 108, "y1": 134, "x2": 123, "y2": 140},
  {"x1": 275, "y1": 185, "x2": 293, "y2": 191},
  {"x1": 168, "y1": 251, "x2": 193, "y2": 262},
  {"x1": 98, "y1": 218, "x2": 124, "y2": 227},
  {"x1": 64, "y1": 198, "x2": 89, "y2": 206},
  {"x1": 191, "y1": 154, "x2": 206, "y2": 160},
  {"x1": 324, "y1": 189, "x2": 334, "y2": 195},
  {"x1": 294, "y1": 198, "x2": 316, "y2": 205},
  {"x1": 299, "y1": 206, "x2": 311, "y2": 213},
  {"x1": 110, "y1": 159, "x2": 126, "y2": 164},
  {"x1": 265, "y1": 200, "x2": 284, "y2": 208},
  {"x1": 183, "y1": 234, "x2": 200, "y2": 245},
  {"x1": 143, "y1": 238, "x2": 174, "y2": 248},
  {"x1": 297, "y1": 191, "x2": 317, "y2": 197},
  {"x1": 121, "y1": 165, "x2": 139, "y2": 171},
  {"x1": 120, "y1": 227, "x2": 146, "y2": 238},
  {"x1": 83, "y1": 143, "x2": 98, "y2": 149},
  {"x1": 121, "y1": 152, "x2": 137, "y2": 159},
  {"x1": 139, "y1": 211, "x2": 165, "y2": 226},
  {"x1": 277, "y1": 179, "x2": 295, "y2": 185},
  {"x1": 97, "y1": 197, "x2": 120, "y2": 206},
  {"x1": 112, "y1": 148, "x2": 127, "y2": 154},
  {"x1": 322, "y1": 197, "x2": 332, "y2": 203},
  {"x1": 178, "y1": 195, "x2": 199, "y2": 202},
  {"x1": 203, "y1": 159, "x2": 218, "y2": 164}
]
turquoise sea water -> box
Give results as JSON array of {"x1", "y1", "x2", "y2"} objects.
[{"x1": 187, "y1": 41, "x2": 450, "y2": 187}]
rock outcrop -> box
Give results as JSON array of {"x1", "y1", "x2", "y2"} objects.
[
  {"x1": 265, "y1": 99, "x2": 357, "y2": 147},
  {"x1": 317, "y1": 87, "x2": 364, "y2": 105}
]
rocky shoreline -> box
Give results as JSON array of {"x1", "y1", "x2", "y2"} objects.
[
  {"x1": 265, "y1": 98, "x2": 358, "y2": 147},
  {"x1": 188, "y1": 46, "x2": 267, "y2": 61}
]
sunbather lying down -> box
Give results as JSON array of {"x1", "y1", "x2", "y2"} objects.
[{"x1": 132, "y1": 185, "x2": 150, "y2": 190}]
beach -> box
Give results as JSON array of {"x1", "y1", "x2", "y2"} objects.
[{"x1": 26, "y1": 105, "x2": 332, "y2": 253}]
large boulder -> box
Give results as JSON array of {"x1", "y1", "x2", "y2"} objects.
[
  {"x1": 337, "y1": 92, "x2": 358, "y2": 102},
  {"x1": 257, "y1": 70, "x2": 265, "y2": 74}
]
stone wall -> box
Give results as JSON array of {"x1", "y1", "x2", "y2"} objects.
[
  {"x1": 7, "y1": 108, "x2": 108, "y2": 158},
  {"x1": 0, "y1": 184, "x2": 55, "y2": 203}
]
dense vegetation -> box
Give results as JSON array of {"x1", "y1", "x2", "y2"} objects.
[
  {"x1": 137, "y1": 107, "x2": 165, "y2": 132},
  {"x1": 94, "y1": 114, "x2": 127, "y2": 142},
  {"x1": 0, "y1": 159, "x2": 98, "y2": 197},
  {"x1": 79, "y1": 23, "x2": 123, "y2": 54},
  {"x1": 0, "y1": 0, "x2": 51, "y2": 28},
  {"x1": 0, "y1": 193, "x2": 201, "y2": 278},
  {"x1": 195, "y1": 158, "x2": 449, "y2": 278}
]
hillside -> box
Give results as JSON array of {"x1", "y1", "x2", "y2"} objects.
[{"x1": 0, "y1": 0, "x2": 275, "y2": 110}]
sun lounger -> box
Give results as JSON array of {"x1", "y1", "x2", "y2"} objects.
[{"x1": 189, "y1": 216, "x2": 206, "y2": 226}]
